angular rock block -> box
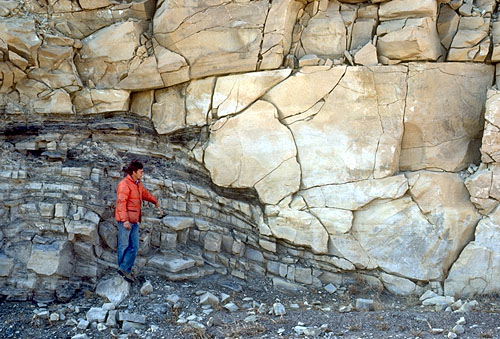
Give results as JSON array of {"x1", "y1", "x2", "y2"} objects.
[
  {"x1": 96, "y1": 276, "x2": 130, "y2": 305},
  {"x1": 27, "y1": 241, "x2": 73, "y2": 277},
  {"x1": 162, "y1": 216, "x2": 194, "y2": 231},
  {"x1": 148, "y1": 254, "x2": 195, "y2": 273}
]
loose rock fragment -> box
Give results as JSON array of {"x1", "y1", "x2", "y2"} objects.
[{"x1": 273, "y1": 302, "x2": 286, "y2": 316}]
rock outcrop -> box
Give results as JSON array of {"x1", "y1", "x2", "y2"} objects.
[{"x1": 1, "y1": 0, "x2": 500, "y2": 300}]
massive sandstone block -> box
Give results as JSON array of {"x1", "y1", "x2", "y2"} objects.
[
  {"x1": 400, "y1": 63, "x2": 494, "y2": 171},
  {"x1": 152, "y1": 86, "x2": 186, "y2": 134},
  {"x1": 407, "y1": 171, "x2": 481, "y2": 268},
  {"x1": 186, "y1": 77, "x2": 215, "y2": 127},
  {"x1": 213, "y1": 69, "x2": 292, "y2": 118},
  {"x1": 204, "y1": 100, "x2": 300, "y2": 205},
  {"x1": 448, "y1": 16, "x2": 490, "y2": 62},
  {"x1": 260, "y1": 0, "x2": 303, "y2": 70},
  {"x1": 288, "y1": 65, "x2": 407, "y2": 188},
  {"x1": 50, "y1": 0, "x2": 155, "y2": 39},
  {"x1": 300, "y1": 1, "x2": 346, "y2": 59},
  {"x1": 73, "y1": 88, "x2": 130, "y2": 114},
  {"x1": 299, "y1": 175, "x2": 408, "y2": 211},
  {"x1": 445, "y1": 206, "x2": 500, "y2": 296},
  {"x1": 154, "y1": 45, "x2": 190, "y2": 87},
  {"x1": 352, "y1": 196, "x2": 440, "y2": 280},
  {"x1": 377, "y1": 17, "x2": 442, "y2": 62},
  {"x1": 352, "y1": 169, "x2": 480, "y2": 282},
  {"x1": 0, "y1": 17, "x2": 41, "y2": 65},
  {"x1": 76, "y1": 21, "x2": 147, "y2": 88},
  {"x1": 263, "y1": 66, "x2": 347, "y2": 119},
  {"x1": 118, "y1": 56, "x2": 164, "y2": 91},
  {"x1": 437, "y1": 4, "x2": 460, "y2": 50},
  {"x1": 466, "y1": 164, "x2": 500, "y2": 215},
  {"x1": 153, "y1": 0, "x2": 268, "y2": 79},
  {"x1": 378, "y1": 0, "x2": 437, "y2": 21},
  {"x1": 309, "y1": 207, "x2": 353, "y2": 235},
  {"x1": 267, "y1": 206, "x2": 328, "y2": 254},
  {"x1": 481, "y1": 89, "x2": 500, "y2": 163}
]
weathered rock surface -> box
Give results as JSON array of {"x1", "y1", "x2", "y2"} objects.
[
  {"x1": 2, "y1": 0, "x2": 500, "y2": 300},
  {"x1": 448, "y1": 16, "x2": 490, "y2": 62},
  {"x1": 481, "y1": 90, "x2": 500, "y2": 163},
  {"x1": 289, "y1": 65, "x2": 406, "y2": 187},
  {"x1": 267, "y1": 206, "x2": 328, "y2": 254},
  {"x1": 300, "y1": 2, "x2": 346, "y2": 59},
  {"x1": 300, "y1": 175, "x2": 408, "y2": 211},
  {"x1": 352, "y1": 169, "x2": 480, "y2": 282},
  {"x1": 213, "y1": 69, "x2": 291, "y2": 118},
  {"x1": 153, "y1": 0, "x2": 268, "y2": 78},
  {"x1": 400, "y1": 63, "x2": 494, "y2": 171},
  {"x1": 27, "y1": 241, "x2": 73, "y2": 277},
  {"x1": 204, "y1": 100, "x2": 300, "y2": 205},
  {"x1": 377, "y1": 18, "x2": 442, "y2": 62},
  {"x1": 76, "y1": 20, "x2": 146, "y2": 89},
  {"x1": 445, "y1": 206, "x2": 500, "y2": 296}
]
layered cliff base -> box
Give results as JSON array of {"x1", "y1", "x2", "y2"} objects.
[{"x1": 2, "y1": 0, "x2": 500, "y2": 300}]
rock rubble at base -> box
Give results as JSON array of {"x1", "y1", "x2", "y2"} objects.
[{"x1": 21, "y1": 274, "x2": 493, "y2": 339}]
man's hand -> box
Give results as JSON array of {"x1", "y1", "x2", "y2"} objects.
[
  {"x1": 156, "y1": 201, "x2": 163, "y2": 215},
  {"x1": 123, "y1": 221, "x2": 131, "y2": 230}
]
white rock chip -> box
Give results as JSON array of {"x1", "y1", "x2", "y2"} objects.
[
  {"x1": 86, "y1": 307, "x2": 107, "y2": 323},
  {"x1": 224, "y1": 302, "x2": 239, "y2": 312},
  {"x1": 200, "y1": 292, "x2": 219, "y2": 308},
  {"x1": 273, "y1": 302, "x2": 286, "y2": 316},
  {"x1": 96, "y1": 276, "x2": 130, "y2": 305},
  {"x1": 140, "y1": 281, "x2": 153, "y2": 296}
]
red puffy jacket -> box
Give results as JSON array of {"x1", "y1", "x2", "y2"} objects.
[{"x1": 115, "y1": 174, "x2": 158, "y2": 223}]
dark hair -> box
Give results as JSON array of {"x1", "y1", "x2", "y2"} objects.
[{"x1": 123, "y1": 161, "x2": 143, "y2": 176}]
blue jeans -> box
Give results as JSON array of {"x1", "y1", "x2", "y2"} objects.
[{"x1": 117, "y1": 222, "x2": 139, "y2": 273}]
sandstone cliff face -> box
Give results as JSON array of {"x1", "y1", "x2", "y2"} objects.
[{"x1": 1, "y1": 0, "x2": 500, "y2": 301}]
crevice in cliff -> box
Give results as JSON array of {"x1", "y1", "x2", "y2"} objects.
[
  {"x1": 278, "y1": 116, "x2": 303, "y2": 192},
  {"x1": 441, "y1": 215, "x2": 482, "y2": 283},
  {"x1": 213, "y1": 80, "x2": 238, "y2": 118},
  {"x1": 280, "y1": 100, "x2": 325, "y2": 125},
  {"x1": 401, "y1": 174, "x2": 435, "y2": 229},
  {"x1": 284, "y1": 66, "x2": 348, "y2": 127},
  {"x1": 486, "y1": 117, "x2": 500, "y2": 131},
  {"x1": 160, "y1": 2, "x2": 233, "y2": 37},
  {"x1": 432, "y1": 65, "x2": 489, "y2": 79},
  {"x1": 299, "y1": 172, "x2": 384, "y2": 192},
  {"x1": 256, "y1": 0, "x2": 273, "y2": 71},
  {"x1": 372, "y1": 68, "x2": 385, "y2": 178},
  {"x1": 326, "y1": 65, "x2": 348, "y2": 96},
  {"x1": 253, "y1": 154, "x2": 297, "y2": 188},
  {"x1": 401, "y1": 63, "x2": 410, "y2": 162}
]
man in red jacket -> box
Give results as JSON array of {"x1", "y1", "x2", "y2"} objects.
[{"x1": 115, "y1": 160, "x2": 162, "y2": 282}]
